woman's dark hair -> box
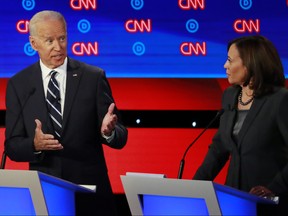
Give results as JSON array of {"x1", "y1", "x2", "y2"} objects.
[{"x1": 227, "y1": 35, "x2": 285, "y2": 97}]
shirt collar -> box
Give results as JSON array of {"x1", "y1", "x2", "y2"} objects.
[{"x1": 40, "y1": 57, "x2": 68, "y2": 79}]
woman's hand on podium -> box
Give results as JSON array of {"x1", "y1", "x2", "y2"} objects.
[{"x1": 249, "y1": 185, "x2": 275, "y2": 198}]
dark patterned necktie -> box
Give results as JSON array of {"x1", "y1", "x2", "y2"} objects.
[{"x1": 46, "y1": 70, "x2": 62, "y2": 138}]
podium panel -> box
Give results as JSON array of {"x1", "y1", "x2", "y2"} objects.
[
  {"x1": 0, "y1": 170, "x2": 95, "y2": 215},
  {"x1": 121, "y1": 174, "x2": 277, "y2": 216},
  {"x1": 0, "y1": 187, "x2": 35, "y2": 215},
  {"x1": 142, "y1": 194, "x2": 209, "y2": 215}
]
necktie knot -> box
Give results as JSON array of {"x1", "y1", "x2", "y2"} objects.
[
  {"x1": 50, "y1": 70, "x2": 58, "y2": 77},
  {"x1": 49, "y1": 70, "x2": 57, "y2": 76}
]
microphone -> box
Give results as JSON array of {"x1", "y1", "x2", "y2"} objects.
[
  {"x1": 177, "y1": 109, "x2": 224, "y2": 179},
  {"x1": 0, "y1": 87, "x2": 36, "y2": 169}
]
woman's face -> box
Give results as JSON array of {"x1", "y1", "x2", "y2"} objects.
[{"x1": 224, "y1": 44, "x2": 247, "y2": 86}]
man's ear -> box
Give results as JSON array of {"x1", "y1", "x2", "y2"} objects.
[{"x1": 29, "y1": 36, "x2": 38, "y2": 51}]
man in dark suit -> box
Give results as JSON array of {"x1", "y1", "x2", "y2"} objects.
[{"x1": 5, "y1": 10, "x2": 128, "y2": 215}]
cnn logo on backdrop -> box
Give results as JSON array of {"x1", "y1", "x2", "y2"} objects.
[
  {"x1": 125, "y1": 19, "x2": 152, "y2": 33},
  {"x1": 180, "y1": 42, "x2": 206, "y2": 56},
  {"x1": 234, "y1": 19, "x2": 260, "y2": 33},
  {"x1": 178, "y1": 0, "x2": 205, "y2": 10},
  {"x1": 70, "y1": 0, "x2": 96, "y2": 10}
]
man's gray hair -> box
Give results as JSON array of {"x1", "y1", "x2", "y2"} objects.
[{"x1": 29, "y1": 10, "x2": 67, "y2": 36}]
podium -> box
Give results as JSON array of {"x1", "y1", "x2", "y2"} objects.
[
  {"x1": 121, "y1": 174, "x2": 277, "y2": 216},
  {"x1": 0, "y1": 170, "x2": 95, "y2": 215}
]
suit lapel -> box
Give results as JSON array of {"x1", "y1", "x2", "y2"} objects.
[
  {"x1": 224, "y1": 88, "x2": 239, "y2": 148},
  {"x1": 62, "y1": 58, "x2": 82, "y2": 130},
  {"x1": 27, "y1": 64, "x2": 53, "y2": 133},
  {"x1": 225, "y1": 109, "x2": 237, "y2": 146},
  {"x1": 237, "y1": 97, "x2": 266, "y2": 147}
]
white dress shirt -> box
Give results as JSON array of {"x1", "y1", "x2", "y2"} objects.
[{"x1": 41, "y1": 58, "x2": 67, "y2": 116}]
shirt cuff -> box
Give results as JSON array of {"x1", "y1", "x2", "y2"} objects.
[{"x1": 102, "y1": 130, "x2": 115, "y2": 143}]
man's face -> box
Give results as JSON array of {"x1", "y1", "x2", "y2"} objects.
[{"x1": 29, "y1": 19, "x2": 67, "y2": 69}]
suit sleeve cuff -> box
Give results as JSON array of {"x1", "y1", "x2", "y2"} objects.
[{"x1": 102, "y1": 130, "x2": 115, "y2": 143}]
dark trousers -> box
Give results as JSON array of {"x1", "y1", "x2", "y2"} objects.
[
  {"x1": 75, "y1": 192, "x2": 118, "y2": 216},
  {"x1": 257, "y1": 195, "x2": 288, "y2": 216}
]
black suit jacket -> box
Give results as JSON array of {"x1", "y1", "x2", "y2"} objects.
[
  {"x1": 194, "y1": 85, "x2": 288, "y2": 197},
  {"x1": 5, "y1": 58, "x2": 128, "y2": 194}
]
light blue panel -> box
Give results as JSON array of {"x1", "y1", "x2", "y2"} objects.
[
  {"x1": 216, "y1": 190, "x2": 256, "y2": 216},
  {"x1": 142, "y1": 194, "x2": 209, "y2": 215},
  {"x1": 0, "y1": 187, "x2": 36, "y2": 215},
  {"x1": 41, "y1": 181, "x2": 75, "y2": 216}
]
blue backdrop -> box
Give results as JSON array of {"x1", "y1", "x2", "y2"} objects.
[{"x1": 0, "y1": 0, "x2": 287, "y2": 78}]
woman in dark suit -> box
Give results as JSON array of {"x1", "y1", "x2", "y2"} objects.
[
  {"x1": 193, "y1": 35, "x2": 288, "y2": 215},
  {"x1": 5, "y1": 10, "x2": 128, "y2": 215}
]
